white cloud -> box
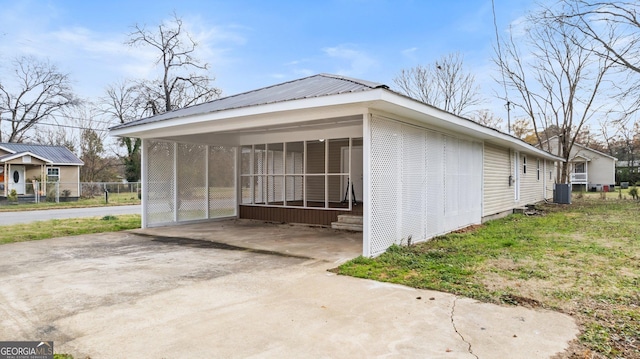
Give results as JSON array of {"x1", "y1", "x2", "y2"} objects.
[
  {"x1": 0, "y1": 8, "x2": 248, "y2": 99},
  {"x1": 322, "y1": 44, "x2": 377, "y2": 76},
  {"x1": 401, "y1": 47, "x2": 418, "y2": 60}
]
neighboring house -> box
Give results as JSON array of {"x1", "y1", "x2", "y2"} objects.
[
  {"x1": 111, "y1": 74, "x2": 561, "y2": 257},
  {"x1": 543, "y1": 137, "x2": 617, "y2": 191},
  {"x1": 0, "y1": 143, "x2": 84, "y2": 200}
]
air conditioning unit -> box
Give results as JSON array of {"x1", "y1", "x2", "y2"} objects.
[{"x1": 554, "y1": 183, "x2": 571, "y2": 204}]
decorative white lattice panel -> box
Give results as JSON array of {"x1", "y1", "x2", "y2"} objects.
[
  {"x1": 369, "y1": 116, "x2": 401, "y2": 256},
  {"x1": 177, "y1": 143, "x2": 207, "y2": 221},
  {"x1": 365, "y1": 116, "x2": 484, "y2": 257},
  {"x1": 146, "y1": 140, "x2": 175, "y2": 225},
  {"x1": 426, "y1": 130, "x2": 445, "y2": 238},
  {"x1": 444, "y1": 135, "x2": 460, "y2": 230},
  {"x1": 401, "y1": 124, "x2": 427, "y2": 243},
  {"x1": 209, "y1": 146, "x2": 237, "y2": 218}
]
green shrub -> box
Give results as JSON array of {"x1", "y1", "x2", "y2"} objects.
[
  {"x1": 7, "y1": 189, "x2": 18, "y2": 202},
  {"x1": 629, "y1": 186, "x2": 639, "y2": 200}
]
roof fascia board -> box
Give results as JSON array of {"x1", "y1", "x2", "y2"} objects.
[
  {"x1": 374, "y1": 91, "x2": 564, "y2": 161},
  {"x1": 110, "y1": 90, "x2": 382, "y2": 138},
  {"x1": 0, "y1": 145, "x2": 16, "y2": 154},
  {"x1": 543, "y1": 135, "x2": 618, "y2": 161},
  {"x1": 0, "y1": 151, "x2": 53, "y2": 163}
]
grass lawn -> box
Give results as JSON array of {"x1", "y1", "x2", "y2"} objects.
[
  {"x1": 0, "y1": 215, "x2": 141, "y2": 244},
  {"x1": 336, "y1": 198, "x2": 639, "y2": 358}
]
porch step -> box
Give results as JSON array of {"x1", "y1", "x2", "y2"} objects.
[{"x1": 331, "y1": 214, "x2": 363, "y2": 232}]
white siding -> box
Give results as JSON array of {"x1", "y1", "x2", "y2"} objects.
[
  {"x1": 520, "y1": 154, "x2": 544, "y2": 204},
  {"x1": 482, "y1": 143, "x2": 514, "y2": 216},
  {"x1": 483, "y1": 144, "x2": 553, "y2": 218}
]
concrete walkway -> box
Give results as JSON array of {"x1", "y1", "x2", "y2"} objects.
[
  {"x1": 0, "y1": 205, "x2": 140, "y2": 225},
  {"x1": 0, "y1": 220, "x2": 578, "y2": 358}
]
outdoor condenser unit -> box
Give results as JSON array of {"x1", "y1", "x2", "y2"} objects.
[{"x1": 554, "y1": 183, "x2": 571, "y2": 204}]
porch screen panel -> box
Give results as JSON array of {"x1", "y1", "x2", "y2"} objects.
[
  {"x1": 254, "y1": 145, "x2": 266, "y2": 204},
  {"x1": 146, "y1": 140, "x2": 175, "y2": 225},
  {"x1": 176, "y1": 144, "x2": 207, "y2": 221},
  {"x1": 267, "y1": 143, "x2": 284, "y2": 204},
  {"x1": 285, "y1": 142, "x2": 304, "y2": 206},
  {"x1": 369, "y1": 116, "x2": 401, "y2": 256},
  {"x1": 240, "y1": 146, "x2": 252, "y2": 204},
  {"x1": 401, "y1": 124, "x2": 426, "y2": 242},
  {"x1": 426, "y1": 130, "x2": 445, "y2": 238},
  {"x1": 209, "y1": 146, "x2": 237, "y2": 218}
]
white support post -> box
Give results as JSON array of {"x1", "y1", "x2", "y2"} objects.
[
  {"x1": 173, "y1": 142, "x2": 178, "y2": 223},
  {"x1": 303, "y1": 141, "x2": 307, "y2": 207},
  {"x1": 324, "y1": 139, "x2": 329, "y2": 208},
  {"x1": 348, "y1": 137, "x2": 352, "y2": 211},
  {"x1": 233, "y1": 146, "x2": 240, "y2": 218},
  {"x1": 140, "y1": 138, "x2": 148, "y2": 228},
  {"x1": 205, "y1": 145, "x2": 210, "y2": 219},
  {"x1": 362, "y1": 112, "x2": 371, "y2": 257}
]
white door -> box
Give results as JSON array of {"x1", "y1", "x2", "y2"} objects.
[
  {"x1": 341, "y1": 147, "x2": 363, "y2": 203},
  {"x1": 9, "y1": 165, "x2": 26, "y2": 195}
]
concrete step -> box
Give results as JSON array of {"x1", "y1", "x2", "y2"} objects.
[
  {"x1": 336, "y1": 214, "x2": 363, "y2": 225},
  {"x1": 331, "y1": 222, "x2": 363, "y2": 232}
]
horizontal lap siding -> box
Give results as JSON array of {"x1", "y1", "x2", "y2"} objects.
[
  {"x1": 519, "y1": 155, "x2": 545, "y2": 205},
  {"x1": 482, "y1": 143, "x2": 513, "y2": 216}
]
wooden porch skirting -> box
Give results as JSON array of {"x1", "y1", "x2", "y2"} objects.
[{"x1": 239, "y1": 204, "x2": 363, "y2": 226}]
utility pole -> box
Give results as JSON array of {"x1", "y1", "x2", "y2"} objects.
[{"x1": 505, "y1": 101, "x2": 512, "y2": 134}]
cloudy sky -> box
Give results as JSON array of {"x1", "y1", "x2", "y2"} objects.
[{"x1": 0, "y1": 0, "x2": 538, "y2": 124}]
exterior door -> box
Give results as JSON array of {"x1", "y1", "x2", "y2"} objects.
[{"x1": 9, "y1": 165, "x2": 26, "y2": 195}]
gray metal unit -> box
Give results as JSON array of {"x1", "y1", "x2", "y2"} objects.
[{"x1": 554, "y1": 183, "x2": 572, "y2": 204}]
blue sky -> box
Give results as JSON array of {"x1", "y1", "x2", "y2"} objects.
[{"x1": 0, "y1": 0, "x2": 538, "y2": 122}]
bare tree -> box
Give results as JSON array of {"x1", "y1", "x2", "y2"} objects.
[
  {"x1": 103, "y1": 80, "x2": 144, "y2": 182},
  {"x1": 472, "y1": 109, "x2": 504, "y2": 130},
  {"x1": 494, "y1": 8, "x2": 613, "y2": 183},
  {"x1": 549, "y1": 1, "x2": 640, "y2": 112},
  {"x1": 0, "y1": 56, "x2": 77, "y2": 142},
  {"x1": 127, "y1": 13, "x2": 221, "y2": 114},
  {"x1": 393, "y1": 52, "x2": 482, "y2": 116}
]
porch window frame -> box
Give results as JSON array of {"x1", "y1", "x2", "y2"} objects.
[{"x1": 239, "y1": 137, "x2": 359, "y2": 211}]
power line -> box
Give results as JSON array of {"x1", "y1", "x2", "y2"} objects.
[{"x1": 0, "y1": 118, "x2": 111, "y2": 132}]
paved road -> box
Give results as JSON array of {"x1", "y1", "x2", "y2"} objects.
[{"x1": 0, "y1": 205, "x2": 141, "y2": 225}]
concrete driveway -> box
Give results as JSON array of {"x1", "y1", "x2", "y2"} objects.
[{"x1": 0, "y1": 220, "x2": 578, "y2": 358}]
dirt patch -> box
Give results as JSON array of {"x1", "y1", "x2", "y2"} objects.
[
  {"x1": 451, "y1": 224, "x2": 483, "y2": 234},
  {"x1": 500, "y1": 294, "x2": 542, "y2": 308}
]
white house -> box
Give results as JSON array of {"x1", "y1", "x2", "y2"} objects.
[
  {"x1": 0, "y1": 143, "x2": 84, "y2": 201},
  {"x1": 111, "y1": 74, "x2": 561, "y2": 257},
  {"x1": 544, "y1": 137, "x2": 617, "y2": 191}
]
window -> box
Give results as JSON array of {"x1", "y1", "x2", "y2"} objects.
[
  {"x1": 240, "y1": 138, "x2": 360, "y2": 210},
  {"x1": 523, "y1": 156, "x2": 527, "y2": 174},
  {"x1": 47, "y1": 167, "x2": 60, "y2": 182},
  {"x1": 537, "y1": 159, "x2": 540, "y2": 181}
]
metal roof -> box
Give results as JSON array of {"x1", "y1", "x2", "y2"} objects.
[
  {"x1": 0, "y1": 143, "x2": 84, "y2": 165},
  {"x1": 111, "y1": 73, "x2": 388, "y2": 131}
]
